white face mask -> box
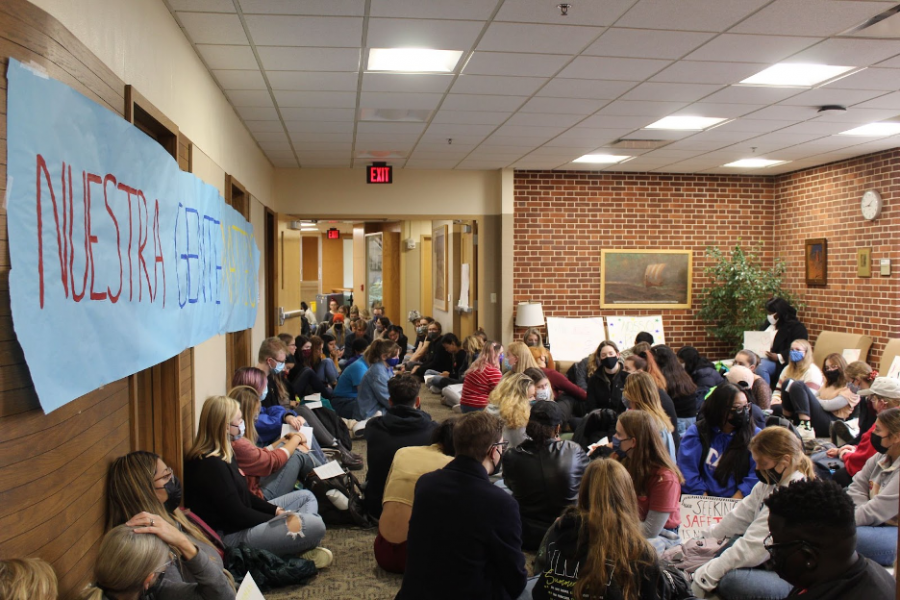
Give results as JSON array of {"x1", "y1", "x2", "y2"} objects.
[
  {"x1": 767, "y1": 314, "x2": 777, "y2": 325},
  {"x1": 535, "y1": 388, "x2": 552, "y2": 402}
]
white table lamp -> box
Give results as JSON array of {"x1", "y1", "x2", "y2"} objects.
[{"x1": 515, "y1": 302, "x2": 545, "y2": 328}]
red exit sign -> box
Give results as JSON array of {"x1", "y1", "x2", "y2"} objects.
[
  {"x1": 326, "y1": 228, "x2": 340, "y2": 239},
  {"x1": 367, "y1": 164, "x2": 393, "y2": 184}
]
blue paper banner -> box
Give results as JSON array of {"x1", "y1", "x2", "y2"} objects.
[{"x1": 6, "y1": 59, "x2": 260, "y2": 413}]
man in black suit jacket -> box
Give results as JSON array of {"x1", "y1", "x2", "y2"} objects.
[{"x1": 396, "y1": 411, "x2": 527, "y2": 600}]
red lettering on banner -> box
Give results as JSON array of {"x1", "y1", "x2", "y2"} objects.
[
  {"x1": 36, "y1": 155, "x2": 69, "y2": 307},
  {"x1": 117, "y1": 183, "x2": 138, "y2": 301},
  {"x1": 137, "y1": 191, "x2": 150, "y2": 302},
  {"x1": 69, "y1": 169, "x2": 89, "y2": 303},
  {"x1": 103, "y1": 174, "x2": 123, "y2": 303},
  {"x1": 86, "y1": 173, "x2": 107, "y2": 301},
  {"x1": 152, "y1": 199, "x2": 166, "y2": 307}
]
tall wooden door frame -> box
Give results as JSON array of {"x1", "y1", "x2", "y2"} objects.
[
  {"x1": 224, "y1": 175, "x2": 253, "y2": 390},
  {"x1": 420, "y1": 235, "x2": 433, "y2": 319}
]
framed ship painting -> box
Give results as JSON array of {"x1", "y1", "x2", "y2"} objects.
[{"x1": 600, "y1": 250, "x2": 692, "y2": 309}]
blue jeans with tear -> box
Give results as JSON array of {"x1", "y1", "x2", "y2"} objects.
[{"x1": 222, "y1": 490, "x2": 325, "y2": 557}]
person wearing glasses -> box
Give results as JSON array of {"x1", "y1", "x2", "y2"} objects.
[
  {"x1": 762, "y1": 479, "x2": 895, "y2": 600},
  {"x1": 730, "y1": 351, "x2": 773, "y2": 410},
  {"x1": 396, "y1": 411, "x2": 527, "y2": 600},
  {"x1": 691, "y1": 426, "x2": 814, "y2": 600},
  {"x1": 79, "y1": 522, "x2": 235, "y2": 599}
]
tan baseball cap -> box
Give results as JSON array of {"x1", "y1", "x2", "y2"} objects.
[{"x1": 859, "y1": 377, "x2": 900, "y2": 400}]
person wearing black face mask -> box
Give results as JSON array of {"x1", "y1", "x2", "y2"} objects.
[
  {"x1": 583, "y1": 341, "x2": 629, "y2": 426},
  {"x1": 781, "y1": 353, "x2": 859, "y2": 439},
  {"x1": 763, "y1": 479, "x2": 894, "y2": 600}
]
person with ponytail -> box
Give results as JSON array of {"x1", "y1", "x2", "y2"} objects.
[
  {"x1": 79, "y1": 523, "x2": 234, "y2": 600},
  {"x1": 184, "y1": 396, "x2": 330, "y2": 565},
  {"x1": 848, "y1": 405, "x2": 900, "y2": 566},
  {"x1": 833, "y1": 361, "x2": 878, "y2": 445},
  {"x1": 691, "y1": 426, "x2": 815, "y2": 600},
  {"x1": 456, "y1": 341, "x2": 504, "y2": 413},
  {"x1": 488, "y1": 371, "x2": 535, "y2": 449},
  {"x1": 677, "y1": 383, "x2": 760, "y2": 500},
  {"x1": 623, "y1": 371, "x2": 679, "y2": 458},
  {"x1": 355, "y1": 339, "x2": 401, "y2": 420},
  {"x1": 779, "y1": 352, "x2": 856, "y2": 438},
  {"x1": 523, "y1": 459, "x2": 663, "y2": 600}
]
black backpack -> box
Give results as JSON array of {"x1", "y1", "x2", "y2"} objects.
[{"x1": 304, "y1": 468, "x2": 377, "y2": 529}]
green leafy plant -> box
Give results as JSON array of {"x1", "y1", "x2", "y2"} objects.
[{"x1": 698, "y1": 243, "x2": 802, "y2": 353}]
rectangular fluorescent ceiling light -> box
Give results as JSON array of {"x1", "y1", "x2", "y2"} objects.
[
  {"x1": 573, "y1": 154, "x2": 631, "y2": 164},
  {"x1": 645, "y1": 116, "x2": 728, "y2": 131},
  {"x1": 723, "y1": 158, "x2": 787, "y2": 168},
  {"x1": 838, "y1": 122, "x2": 900, "y2": 136},
  {"x1": 739, "y1": 63, "x2": 856, "y2": 87},
  {"x1": 368, "y1": 48, "x2": 464, "y2": 73}
]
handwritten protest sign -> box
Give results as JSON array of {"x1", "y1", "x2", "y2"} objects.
[{"x1": 679, "y1": 494, "x2": 740, "y2": 539}]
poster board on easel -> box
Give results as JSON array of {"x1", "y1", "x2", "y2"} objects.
[{"x1": 605, "y1": 315, "x2": 666, "y2": 351}]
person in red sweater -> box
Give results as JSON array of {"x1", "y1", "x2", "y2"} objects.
[
  {"x1": 457, "y1": 341, "x2": 504, "y2": 413},
  {"x1": 528, "y1": 346, "x2": 587, "y2": 429}
]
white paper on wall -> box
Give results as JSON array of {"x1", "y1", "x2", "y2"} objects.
[
  {"x1": 605, "y1": 315, "x2": 666, "y2": 352},
  {"x1": 458, "y1": 264, "x2": 470, "y2": 309},
  {"x1": 546, "y1": 317, "x2": 608, "y2": 363}
]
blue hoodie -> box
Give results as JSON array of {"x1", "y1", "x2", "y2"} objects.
[{"x1": 677, "y1": 423, "x2": 760, "y2": 497}]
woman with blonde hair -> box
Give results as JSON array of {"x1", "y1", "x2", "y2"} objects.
[
  {"x1": 780, "y1": 352, "x2": 859, "y2": 438},
  {"x1": 524, "y1": 459, "x2": 662, "y2": 600},
  {"x1": 488, "y1": 372, "x2": 535, "y2": 448},
  {"x1": 184, "y1": 396, "x2": 330, "y2": 564},
  {"x1": 691, "y1": 426, "x2": 815, "y2": 600},
  {"x1": 771, "y1": 339, "x2": 825, "y2": 437},
  {"x1": 623, "y1": 371, "x2": 678, "y2": 459},
  {"x1": 502, "y1": 341, "x2": 538, "y2": 374},
  {"x1": 615, "y1": 410, "x2": 684, "y2": 553},
  {"x1": 79, "y1": 523, "x2": 234, "y2": 600},
  {"x1": 456, "y1": 341, "x2": 504, "y2": 413},
  {"x1": 523, "y1": 327, "x2": 555, "y2": 371},
  {"x1": 0, "y1": 558, "x2": 57, "y2": 600}
]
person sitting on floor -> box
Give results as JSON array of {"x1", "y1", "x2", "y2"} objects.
[
  {"x1": 501, "y1": 400, "x2": 588, "y2": 550},
  {"x1": 677, "y1": 345, "x2": 725, "y2": 401},
  {"x1": 678, "y1": 383, "x2": 760, "y2": 500},
  {"x1": 455, "y1": 341, "x2": 504, "y2": 413},
  {"x1": 396, "y1": 411, "x2": 527, "y2": 600},
  {"x1": 780, "y1": 352, "x2": 858, "y2": 438},
  {"x1": 0, "y1": 558, "x2": 57, "y2": 600},
  {"x1": 330, "y1": 338, "x2": 371, "y2": 419},
  {"x1": 651, "y1": 345, "x2": 699, "y2": 437},
  {"x1": 764, "y1": 479, "x2": 895, "y2": 600},
  {"x1": 584, "y1": 340, "x2": 628, "y2": 418},
  {"x1": 488, "y1": 371, "x2": 535, "y2": 449},
  {"x1": 374, "y1": 418, "x2": 456, "y2": 574},
  {"x1": 363, "y1": 374, "x2": 439, "y2": 518},
  {"x1": 771, "y1": 339, "x2": 824, "y2": 435},
  {"x1": 355, "y1": 339, "x2": 400, "y2": 421},
  {"x1": 732, "y1": 350, "x2": 773, "y2": 410},
  {"x1": 422, "y1": 333, "x2": 470, "y2": 389},
  {"x1": 523, "y1": 327, "x2": 555, "y2": 371},
  {"x1": 529, "y1": 346, "x2": 587, "y2": 427},
  {"x1": 231, "y1": 366, "x2": 308, "y2": 449},
  {"x1": 623, "y1": 370, "x2": 679, "y2": 458},
  {"x1": 387, "y1": 325, "x2": 409, "y2": 363},
  {"x1": 723, "y1": 365, "x2": 771, "y2": 430}
]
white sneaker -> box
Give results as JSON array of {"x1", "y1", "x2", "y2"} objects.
[
  {"x1": 452, "y1": 404, "x2": 462, "y2": 414},
  {"x1": 798, "y1": 420, "x2": 816, "y2": 441},
  {"x1": 301, "y1": 547, "x2": 334, "y2": 569},
  {"x1": 352, "y1": 419, "x2": 368, "y2": 438}
]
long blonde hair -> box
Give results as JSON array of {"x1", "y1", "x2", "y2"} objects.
[
  {"x1": 228, "y1": 385, "x2": 261, "y2": 444},
  {"x1": 186, "y1": 396, "x2": 240, "y2": 463},
  {"x1": 574, "y1": 460, "x2": 655, "y2": 600},
  {"x1": 79, "y1": 525, "x2": 168, "y2": 600},
  {"x1": 782, "y1": 339, "x2": 814, "y2": 380},
  {"x1": 0, "y1": 558, "x2": 57, "y2": 600},
  {"x1": 749, "y1": 426, "x2": 815, "y2": 482},
  {"x1": 505, "y1": 341, "x2": 538, "y2": 373},
  {"x1": 624, "y1": 371, "x2": 673, "y2": 433},
  {"x1": 618, "y1": 410, "x2": 684, "y2": 495},
  {"x1": 489, "y1": 372, "x2": 533, "y2": 429}
]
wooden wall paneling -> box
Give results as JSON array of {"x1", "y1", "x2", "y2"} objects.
[
  {"x1": 383, "y1": 231, "x2": 401, "y2": 326},
  {"x1": 321, "y1": 235, "x2": 344, "y2": 293},
  {"x1": 302, "y1": 236, "x2": 319, "y2": 283}
]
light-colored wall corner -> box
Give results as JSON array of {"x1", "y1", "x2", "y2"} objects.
[
  {"x1": 500, "y1": 169, "x2": 515, "y2": 344},
  {"x1": 193, "y1": 335, "x2": 227, "y2": 428},
  {"x1": 480, "y1": 215, "x2": 502, "y2": 340},
  {"x1": 399, "y1": 220, "x2": 433, "y2": 338},
  {"x1": 30, "y1": 0, "x2": 275, "y2": 207},
  {"x1": 250, "y1": 197, "x2": 266, "y2": 355}
]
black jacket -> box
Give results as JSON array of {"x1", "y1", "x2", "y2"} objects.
[
  {"x1": 532, "y1": 511, "x2": 662, "y2": 600},
  {"x1": 690, "y1": 365, "x2": 725, "y2": 394},
  {"x1": 397, "y1": 456, "x2": 527, "y2": 600},
  {"x1": 183, "y1": 455, "x2": 276, "y2": 535},
  {"x1": 787, "y1": 555, "x2": 895, "y2": 600},
  {"x1": 762, "y1": 318, "x2": 809, "y2": 364},
  {"x1": 657, "y1": 387, "x2": 681, "y2": 451},
  {"x1": 586, "y1": 365, "x2": 628, "y2": 414},
  {"x1": 421, "y1": 346, "x2": 469, "y2": 379},
  {"x1": 501, "y1": 439, "x2": 589, "y2": 549},
  {"x1": 363, "y1": 405, "x2": 437, "y2": 517}
]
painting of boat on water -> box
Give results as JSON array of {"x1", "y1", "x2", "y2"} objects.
[{"x1": 600, "y1": 250, "x2": 692, "y2": 309}]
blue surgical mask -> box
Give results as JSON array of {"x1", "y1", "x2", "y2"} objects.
[
  {"x1": 789, "y1": 350, "x2": 805, "y2": 363},
  {"x1": 386, "y1": 357, "x2": 400, "y2": 367},
  {"x1": 502, "y1": 357, "x2": 511, "y2": 371},
  {"x1": 498, "y1": 353, "x2": 504, "y2": 364},
  {"x1": 612, "y1": 436, "x2": 629, "y2": 459},
  {"x1": 273, "y1": 361, "x2": 285, "y2": 374},
  {"x1": 260, "y1": 387, "x2": 268, "y2": 402}
]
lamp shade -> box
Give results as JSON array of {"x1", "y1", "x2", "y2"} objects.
[{"x1": 515, "y1": 302, "x2": 545, "y2": 327}]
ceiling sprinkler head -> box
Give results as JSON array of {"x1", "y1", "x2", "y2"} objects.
[
  {"x1": 818, "y1": 105, "x2": 847, "y2": 114},
  {"x1": 557, "y1": 3, "x2": 571, "y2": 16}
]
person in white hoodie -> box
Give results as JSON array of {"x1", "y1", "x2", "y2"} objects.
[
  {"x1": 847, "y1": 405, "x2": 900, "y2": 566},
  {"x1": 691, "y1": 426, "x2": 815, "y2": 600}
]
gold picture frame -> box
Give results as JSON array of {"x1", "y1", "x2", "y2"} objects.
[
  {"x1": 600, "y1": 249, "x2": 692, "y2": 309},
  {"x1": 857, "y1": 247, "x2": 872, "y2": 278},
  {"x1": 805, "y1": 238, "x2": 827, "y2": 286},
  {"x1": 432, "y1": 225, "x2": 449, "y2": 311}
]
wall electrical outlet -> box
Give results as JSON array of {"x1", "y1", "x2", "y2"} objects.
[
  {"x1": 881, "y1": 258, "x2": 891, "y2": 276},
  {"x1": 491, "y1": 293, "x2": 497, "y2": 303}
]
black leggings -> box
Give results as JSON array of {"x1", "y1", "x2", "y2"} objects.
[{"x1": 781, "y1": 381, "x2": 836, "y2": 438}]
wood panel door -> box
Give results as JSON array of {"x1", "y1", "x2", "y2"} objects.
[
  {"x1": 321, "y1": 235, "x2": 344, "y2": 293},
  {"x1": 224, "y1": 175, "x2": 252, "y2": 386},
  {"x1": 420, "y1": 236, "x2": 433, "y2": 318}
]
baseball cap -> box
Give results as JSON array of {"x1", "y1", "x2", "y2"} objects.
[
  {"x1": 333, "y1": 313, "x2": 345, "y2": 323},
  {"x1": 724, "y1": 365, "x2": 754, "y2": 390},
  {"x1": 859, "y1": 377, "x2": 900, "y2": 400},
  {"x1": 529, "y1": 400, "x2": 562, "y2": 427}
]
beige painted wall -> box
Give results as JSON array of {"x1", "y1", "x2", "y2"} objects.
[
  {"x1": 399, "y1": 220, "x2": 433, "y2": 339},
  {"x1": 500, "y1": 169, "x2": 515, "y2": 344},
  {"x1": 30, "y1": 0, "x2": 274, "y2": 206},
  {"x1": 251, "y1": 197, "x2": 266, "y2": 357}
]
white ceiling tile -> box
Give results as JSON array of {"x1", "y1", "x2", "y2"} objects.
[
  {"x1": 731, "y1": 0, "x2": 891, "y2": 36},
  {"x1": 478, "y1": 23, "x2": 600, "y2": 55},
  {"x1": 851, "y1": 91, "x2": 900, "y2": 110},
  {"x1": 257, "y1": 47, "x2": 361, "y2": 71},
  {"x1": 285, "y1": 121, "x2": 355, "y2": 133},
  {"x1": 290, "y1": 136, "x2": 354, "y2": 148},
  {"x1": 426, "y1": 123, "x2": 496, "y2": 136},
  {"x1": 370, "y1": 0, "x2": 495, "y2": 20},
  {"x1": 463, "y1": 52, "x2": 570, "y2": 77},
  {"x1": 405, "y1": 160, "x2": 463, "y2": 169},
  {"x1": 271, "y1": 159, "x2": 300, "y2": 168},
  {"x1": 267, "y1": 71, "x2": 359, "y2": 91},
  {"x1": 415, "y1": 143, "x2": 477, "y2": 152},
  {"x1": 558, "y1": 56, "x2": 671, "y2": 80},
  {"x1": 451, "y1": 75, "x2": 548, "y2": 96},
  {"x1": 236, "y1": 106, "x2": 279, "y2": 120},
  {"x1": 529, "y1": 145, "x2": 594, "y2": 156},
  {"x1": 701, "y1": 85, "x2": 804, "y2": 105},
  {"x1": 621, "y1": 82, "x2": 722, "y2": 102},
  {"x1": 578, "y1": 114, "x2": 652, "y2": 128},
  {"x1": 616, "y1": 0, "x2": 769, "y2": 32},
  {"x1": 714, "y1": 119, "x2": 792, "y2": 133},
  {"x1": 357, "y1": 122, "x2": 426, "y2": 135},
  {"x1": 547, "y1": 127, "x2": 631, "y2": 144},
  {"x1": 240, "y1": 0, "x2": 365, "y2": 16},
  {"x1": 597, "y1": 100, "x2": 688, "y2": 117},
  {"x1": 812, "y1": 106, "x2": 900, "y2": 123},
  {"x1": 170, "y1": 0, "x2": 234, "y2": 12},
  {"x1": 519, "y1": 97, "x2": 606, "y2": 115},
  {"x1": 774, "y1": 121, "x2": 857, "y2": 136},
  {"x1": 681, "y1": 129, "x2": 759, "y2": 143},
  {"x1": 362, "y1": 73, "x2": 453, "y2": 94},
  {"x1": 457, "y1": 159, "x2": 516, "y2": 169},
  {"x1": 830, "y1": 68, "x2": 900, "y2": 92},
  {"x1": 643, "y1": 148, "x2": 705, "y2": 159},
  {"x1": 259, "y1": 140, "x2": 294, "y2": 152},
  {"x1": 664, "y1": 138, "x2": 733, "y2": 151},
  {"x1": 280, "y1": 107, "x2": 356, "y2": 120},
  {"x1": 409, "y1": 152, "x2": 471, "y2": 161},
  {"x1": 274, "y1": 90, "x2": 357, "y2": 108},
  {"x1": 651, "y1": 61, "x2": 768, "y2": 84},
  {"x1": 779, "y1": 88, "x2": 887, "y2": 108},
  {"x1": 740, "y1": 105, "x2": 816, "y2": 120},
  {"x1": 442, "y1": 94, "x2": 527, "y2": 112},
  {"x1": 246, "y1": 15, "x2": 363, "y2": 47},
  {"x1": 196, "y1": 45, "x2": 259, "y2": 69},
  {"x1": 245, "y1": 120, "x2": 285, "y2": 133},
  {"x1": 506, "y1": 113, "x2": 584, "y2": 127},
  {"x1": 536, "y1": 78, "x2": 635, "y2": 99},
  {"x1": 878, "y1": 55, "x2": 900, "y2": 68},
  {"x1": 253, "y1": 130, "x2": 289, "y2": 142},
  {"x1": 612, "y1": 129, "x2": 692, "y2": 141},
  {"x1": 584, "y1": 29, "x2": 715, "y2": 59},
  {"x1": 789, "y1": 39, "x2": 900, "y2": 67},
  {"x1": 493, "y1": 124, "x2": 567, "y2": 137},
  {"x1": 478, "y1": 137, "x2": 548, "y2": 148},
  {"x1": 367, "y1": 18, "x2": 483, "y2": 50},
  {"x1": 468, "y1": 147, "x2": 531, "y2": 157},
  {"x1": 359, "y1": 92, "x2": 443, "y2": 110},
  {"x1": 509, "y1": 158, "x2": 569, "y2": 169},
  {"x1": 419, "y1": 133, "x2": 487, "y2": 145},
  {"x1": 495, "y1": 0, "x2": 635, "y2": 26},
  {"x1": 226, "y1": 89, "x2": 274, "y2": 107},
  {"x1": 684, "y1": 34, "x2": 819, "y2": 63},
  {"x1": 178, "y1": 12, "x2": 247, "y2": 44},
  {"x1": 214, "y1": 69, "x2": 267, "y2": 90},
  {"x1": 355, "y1": 133, "x2": 420, "y2": 144},
  {"x1": 431, "y1": 111, "x2": 512, "y2": 125}
]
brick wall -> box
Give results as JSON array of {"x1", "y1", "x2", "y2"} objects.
[
  {"x1": 514, "y1": 171, "x2": 776, "y2": 359},
  {"x1": 774, "y1": 150, "x2": 900, "y2": 365}
]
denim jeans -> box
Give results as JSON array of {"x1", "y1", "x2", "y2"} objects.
[
  {"x1": 460, "y1": 404, "x2": 483, "y2": 413},
  {"x1": 757, "y1": 358, "x2": 778, "y2": 387},
  {"x1": 259, "y1": 450, "x2": 320, "y2": 501},
  {"x1": 329, "y1": 396, "x2": 358, "y2": 420},
  {"x1": 856, "y1": 525, "x2": 898, "y2": 566},
  {"x1": 517, "y1": 576, "x2": 539, "y2": 600},
  {"x1": 222, "y1": 490, "x2": 325, "y2": 557},
  {"x1": 717, "y1": 568, "x2": 792, "y2": 600},
  {"x1": 676, "y1": 417, "x2": 696, "y2": 438}
]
